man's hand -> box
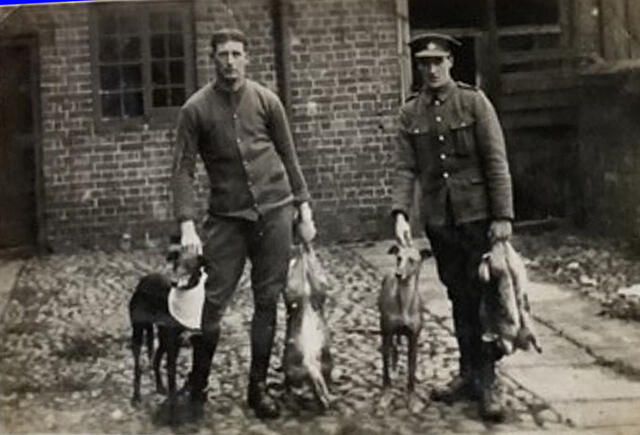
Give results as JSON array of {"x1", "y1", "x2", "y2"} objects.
[
  {"x1": 180, "y1": 220, "x2": 203, "y2": 255},
  {"x1": 395, "y1": 213, "x2": 413, "y2": 247},
  {"x1": 489, "y1": 219, "x2": 512, "y2": 243},
  {"x1": 296, "y1": 202, "x2": 317, "y2": 243}
]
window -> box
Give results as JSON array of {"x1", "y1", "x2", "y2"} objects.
[
  {"x1": 90, "y1": 1, "x2": 194, "y2": 125},
  {"x1": 409, "y1": 0, "x2": 484, "y2": 30}
]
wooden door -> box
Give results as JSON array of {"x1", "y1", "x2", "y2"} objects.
[{"x1": 0, "y1": 42, "x2": 39, "y2": 249}]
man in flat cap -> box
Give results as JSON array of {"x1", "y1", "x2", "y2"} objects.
[
  {"x1": 391, "y1": 33, "x2": 513, "y2": 422},
  {"x1": 172, "y1": 28, "x2": 316, "y2": 420}
]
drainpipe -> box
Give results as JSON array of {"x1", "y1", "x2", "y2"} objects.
[{"x1": 271, "y1": 0, "x2": 293, "y2": 118}]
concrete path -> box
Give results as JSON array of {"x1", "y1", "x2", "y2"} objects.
[
  {"x1": 0, "y1": 259, "x2": 23, "y2": 332},
  {"x1": 354, "y1": 239, "x2": 640, "y2": 435}
]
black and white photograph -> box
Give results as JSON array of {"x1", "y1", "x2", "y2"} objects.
[{"x1": 1, "y1": 0, "x2": 640, "y2": 433}]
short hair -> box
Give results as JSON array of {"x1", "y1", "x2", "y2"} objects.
[{"x1": 210, "y1": 28, "x2": 248, "y2": 52}]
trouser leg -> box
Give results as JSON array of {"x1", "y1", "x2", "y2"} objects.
[
  {"x1": 188, "y1": 216, "x2": 249, "y2": 397},
  {"x1": 427, "y1": 219, "x2": 492, "y2": 402},
  {"x1": 247, "y1": 205, "x2": 293, "y2": 385},
  {"x1": 246, "y1": 205, "x2": 294, "y2": 418}
]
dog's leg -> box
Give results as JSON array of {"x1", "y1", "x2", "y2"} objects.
[
  {"x1": 145, "y1": 324, "x2": 154, "y2": 362},
  {"x1": 154, "y1": 328, "x2": 168, "y2": 395},
  {"x1": 406, "y1": 330, "x2": 421, "y2": 413},
  {"x1": 379, "y1": 332, "x2": 393, "y2": 409},
  {"x1": 391, "y1": 334, "x2": 400, "y2": 372},
  {"x1": 407, "y1": 331, "x2": 418, "y2": 394},
  {"x1": 165, "y1": 328, "x2": 181, "y2": 423},
  {"x1": 131, "y1": 323, "x2": 144, "y2": 405}
]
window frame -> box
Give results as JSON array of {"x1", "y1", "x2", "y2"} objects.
[{"x1": 89, "y1": 0, "x2": 195, "y2": 131}]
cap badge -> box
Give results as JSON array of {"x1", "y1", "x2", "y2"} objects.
[{"x1": 427, "y1": 42, "x2": 437, "y2": 51}]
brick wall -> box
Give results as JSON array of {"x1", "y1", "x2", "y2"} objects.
[
  {"x1": 287, "y1": 0, "x2": 401, "y2": 241},
  {"x1": 3, "y1": 0, "x2": 401, "y2": 250}
]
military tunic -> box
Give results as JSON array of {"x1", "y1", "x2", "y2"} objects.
[{"x1": 391, "y1": 80, "x2": 513, "y2": 226}]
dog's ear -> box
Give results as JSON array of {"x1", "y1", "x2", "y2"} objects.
[
  {"x1": 196, "y1": 255, "x2": 208, "y2": 270},
  {"x1": 420, "y1": 248, "x2": 432, "y2": 259},
  {"x1": 388, "y1": 245, "x2": 400, "y2": 255}
]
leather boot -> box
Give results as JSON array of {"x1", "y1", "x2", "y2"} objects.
[
  {"x1": 247, "y1": 381, "x2": 280, "y2": 419},
  {"x1": 478, "y1": 362, "x2": 505, "y2": 422},
  {"x1": 430, "y1": 366, "x2": 479, "y2": 404}
]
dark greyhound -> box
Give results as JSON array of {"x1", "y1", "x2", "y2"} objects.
[{"x1": 129, "y1": 248, "x2": 207, "y2": 413}]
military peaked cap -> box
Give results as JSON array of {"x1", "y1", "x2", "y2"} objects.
[{"x1": 409, "y1": 32, "x2": 461, "y2": 58}]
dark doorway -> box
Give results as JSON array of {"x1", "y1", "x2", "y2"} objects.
[
  {"x1": 0, "y1": 40, "x2": 40, "y2": 250},
  {"x1": 409, "y1": 0, "x2": 484, "y2": 90}
]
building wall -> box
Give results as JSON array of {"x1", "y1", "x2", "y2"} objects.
[
  {"x1": 2, "y1": 0, "x2": 401, "y2": 250},
  {"x1": 577, "y1": 69, "x2": 640, "y2": 239},
  {"x1": 285, "y1": 0, "x2": 400, "y2": 240}
]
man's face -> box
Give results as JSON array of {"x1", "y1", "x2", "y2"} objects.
[
  {"x1": 416, "y1": 55, "x2": 453, "y2": 89},
  {"x1": 212, "y1": 40, "x2": 248, "y2": 83}
]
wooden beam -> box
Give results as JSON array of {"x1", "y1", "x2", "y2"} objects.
[
  {"x1": 501, "y1": 71, "x2": 580, "y2": 94},
  {"x1": 601, "y1": 0, "x2": 630, "y2": 60},
  {"x1": 499, "y1": 89, "x2": 580, "y2": 111},
  {"x1": 628, "y1": 0, "x2": 640, "y2": 57}
]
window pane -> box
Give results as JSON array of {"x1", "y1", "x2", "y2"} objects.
[
  {"x1": 169, "y1": 61, "x2": 184, "y2": 84},
  {"x1": 170, "y1": 87, "x2": 185, "y2": 106},
  {"x1": 169, "y1": 34, "x2": 184, "y2": 57},
  {"x1": 496, "y1": 0, "x2": 559, "y2": 26},
  {"x1": 121, "y1": 37, "x2": 141, "y2": 60},
  {"x1": 100, "y1": 66, "x2": 121, "y2": 90},
  {"x1": 122, "y1": 65, "x2": 142, "y2": 89},
  {"x1": 99, "y1": 13, "x2": 117, "y2": 35},
  {"x1": 99, "y1": 37, "x2": 119, "y2": 62},
  {"x1": 102, "y1": 94, "x2": 121, "y2": 117},
  {"x1": 120, "y1": 15, "x2": 139, "y2": 34},
  {"x1": 168, "y1": 14, "x2": 182, "y2": 32},
  {"x1": 152, "y1": 61, "x2": 167, "y2": 85},
  {"x1": 123, "y1": 92, "x2": 143, "y2": 116},
  {"x1": 153, "y1": 88, "x2": 168, "y2": 107},
  {"x1": 409, "y1": 0, "x2": 483, "y2": 29},
  {"x1": 151, "y1": 35, "x2": 166, "y2": 58},
  {"x1": 150, "y1": 12, "x2": 167, "y2": 32}
]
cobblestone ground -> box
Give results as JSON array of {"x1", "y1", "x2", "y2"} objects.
[{"x1": 0, "y1": 244, "x2": 569, "y2": 434}]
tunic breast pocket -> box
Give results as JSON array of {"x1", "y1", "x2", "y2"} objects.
[
  {"x1": 407, "y1": 127, "x2": 431, "y2": 148},
  {"x1": 450, "y1": 120, "x2": 475, "y2": 156}
]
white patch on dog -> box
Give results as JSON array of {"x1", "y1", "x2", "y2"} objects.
[{"x1": 168, "y1": 268, "x2": 207, "y2": 330}]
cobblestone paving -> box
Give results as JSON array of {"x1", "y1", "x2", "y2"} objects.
[{"x1": 0, "y1": 245, "x2": 569, "y2": 434}]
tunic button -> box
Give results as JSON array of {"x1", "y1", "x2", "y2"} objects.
[
  {"x1": 435, "y1": 100, "x2": 441, "y2": 106},
  {"x1": 461, "y1": 122, "x2": 466, "y2": 127},
  {"x1": 435, "y1": 116, "x2": 442, "y2": 122},
  {"x1": 440, "y1": 153, "x2": 446, "y2": 160},
  {"x1": 443, "y1": 172, "x2": 449, "y2": 179},
  {"x1": 438, "y1": 135, "x2": 445, "y2": 142},
  {"x1": 237, "y1": 138, "x2": 241, "y2": 143},
  {"x1": 233, "y1": 114, "x2": 238, "y2": 119},
  {"x1": 413, "y1": 128, "x2": 420, "y2": 134}
]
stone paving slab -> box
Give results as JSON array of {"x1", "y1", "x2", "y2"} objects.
[
  {"x1": 505, "y1": 365, "x2": 640, "y2": 401},
  {"x1": 496, "y1": 427, "x2": 640, "y2": 435},
  {"x1": 0, "y1": 260, "x2": 23, "y2": 318},
  {"x1": 532, "y1": 295, "x2": 640, "y2": 346},
  {"x1": 526, "y1": 281, "x2": 575, "y2": 303},
  {"x1": 552, "y1": 399, "x2": 640, "y2": 428},
  {"x1": 502, "y1": 324, "x2": 597, "y2": 368}
]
